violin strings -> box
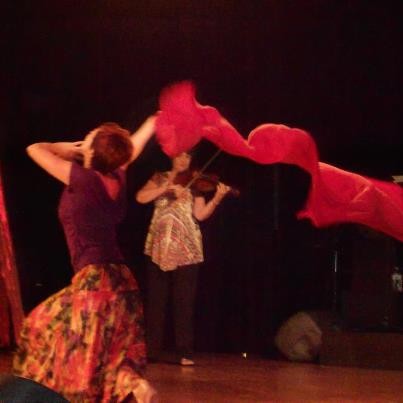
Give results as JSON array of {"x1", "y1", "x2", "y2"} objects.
[{"x1": 185, "y1": 149, "x2": 222, "y2": 189}]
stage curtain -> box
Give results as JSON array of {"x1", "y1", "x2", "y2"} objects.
[{"x1": 0, "y1": 169, "x2": 24, "y2": 345}]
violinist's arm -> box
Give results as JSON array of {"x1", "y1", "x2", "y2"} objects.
[
  {"x1": 136, "y1": 175, "x2": 173, "y2": 204},
  {"x1": 193, "y1": 183, "x2": 229, "y2": 221},
  {"x1": 136, "y1": 179, "x2": 166, "y2": 204}
]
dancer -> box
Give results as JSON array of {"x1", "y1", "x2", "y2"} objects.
[
  {"x1": 13, "y1": 117, "x2": 158, "y2": 402},
  {"x1": 136, "y1": 151, "x2": 230, "y2": 365}
]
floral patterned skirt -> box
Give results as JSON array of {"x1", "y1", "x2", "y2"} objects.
[{"x1": 13, "y1": 263, "x2": 147, "y2": 402}]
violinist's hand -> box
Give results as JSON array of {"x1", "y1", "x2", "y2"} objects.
[
  {"x1": 167, "y1": 183, "x2": 186, "y2": 199},
  {"x1": 166, "y1": 170, "x2": 177, "y2": 185},
  {"x1": 217, "y1": 183, "x2": 231, "y2": 196},
  {"x1": 213, "y1": 183, "x2": 231, "y2": 204}
]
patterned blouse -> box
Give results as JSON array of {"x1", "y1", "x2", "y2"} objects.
[{"x1": 144, "y1": 172, "x2": 203, "y2": 271}]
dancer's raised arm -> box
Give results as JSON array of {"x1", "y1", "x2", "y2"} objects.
[
  {"x1": 128, "y1": 115, "x2": 156, "y2": 163},
  {"x1": 26, "y1": 141, "x2": 82, "y2": 185},
  {"x1": 26, "y1": 115, "x2": 156, "y2": 184}
]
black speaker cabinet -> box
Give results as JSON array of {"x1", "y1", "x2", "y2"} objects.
[
  {"x1": 320, "y1": 329, "x2": 403, "y2": 370},
  {"x1": 340, "y1": 226, "x2": 401, "y2": 330}
]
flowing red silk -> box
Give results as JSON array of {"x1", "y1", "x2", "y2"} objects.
[
  {"x1": 156, "y1": 82, "x2": 403, "y2": 242},
  {"x1": 0, "y1": 171, "x2": 24, "y2": 344}
]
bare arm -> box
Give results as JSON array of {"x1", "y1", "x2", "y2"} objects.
[
  {"x1": 128, "y1": 115, "x2": 156, "y2": 164},
  {"x1": 136, "y1": 170, "x2": 183, "y2": 204},
  {"x1": 193, "y1": 183, "x2": 230, "y2": 221},
  {"x1": 26, "y1": 142, "x2": 82, "y2": 185},
  {"x1": 135, "y1": 177, "x2": 169, "y2": 204}
]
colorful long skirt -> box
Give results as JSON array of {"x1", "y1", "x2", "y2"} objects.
[{"x1": 13, "y1": 263, "x2": 147, "y2": 402}]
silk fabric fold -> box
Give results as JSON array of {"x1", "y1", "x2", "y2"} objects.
[{"x1": 156, "y1": 82, "x2": 403, "y2": 242}]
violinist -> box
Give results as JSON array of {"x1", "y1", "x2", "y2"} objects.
[{"x1": 136, "y1": 151, "x2": 230, "y2": 366}]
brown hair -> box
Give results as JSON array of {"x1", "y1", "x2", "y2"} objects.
[{"x1": 90, "y1": 123, "x2": 133, "y2": 174}]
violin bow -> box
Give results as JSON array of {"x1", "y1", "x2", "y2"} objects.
[{"x1": 184, "y1": 149, "x2": 222, "y2": 190}]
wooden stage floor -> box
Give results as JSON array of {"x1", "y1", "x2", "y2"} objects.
[{"x1": 2, "y1": 351, "x2": 403, "y2": 402}]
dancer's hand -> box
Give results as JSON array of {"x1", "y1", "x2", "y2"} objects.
[{"x1": 50, "y1": 141, "x2": 84, "y2": 161}]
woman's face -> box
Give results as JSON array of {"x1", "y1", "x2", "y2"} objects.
[
  {"x1": 172, "y1": 152, "x2": 191, "y2": 172},
  {"x1": 82, "y1": 129, "x2": 98, "y2": 168}
]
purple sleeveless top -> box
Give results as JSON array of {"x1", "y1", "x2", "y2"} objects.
[{"x1": 58, "y1": 162, "x2": 126, "y2": 272}]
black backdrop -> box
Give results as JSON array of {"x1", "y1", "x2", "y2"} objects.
[{"x1": 2, "y1": 1, "x2": 402, "y2": 354}]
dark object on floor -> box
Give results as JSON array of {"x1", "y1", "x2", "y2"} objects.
[{"x1": 0, "y1": 374, "x2": 68, "y2": 402}]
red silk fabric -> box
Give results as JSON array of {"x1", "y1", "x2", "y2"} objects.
[
  {"x1": 0, "y1": 170, "x2": 24, "y2": 345},
  {"x1": 156, "y1": 82, "x2": 403, "y2": 242}
]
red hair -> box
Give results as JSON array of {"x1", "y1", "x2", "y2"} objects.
[{"x1": 91, "y1": 123, "x2": 133, "y2": 174}]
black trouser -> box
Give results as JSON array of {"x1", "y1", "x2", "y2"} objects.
[{"x1": 145, "y1": 259, "x2": 199, "y2": 358}]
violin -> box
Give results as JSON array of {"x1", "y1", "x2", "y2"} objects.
[{"x1": 172, "y1": 170, "x2": 240, "y2": 197}]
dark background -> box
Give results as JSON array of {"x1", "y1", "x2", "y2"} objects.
[{"x1": 1, "y1": 1, "x2": 402, "y2": 355}]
